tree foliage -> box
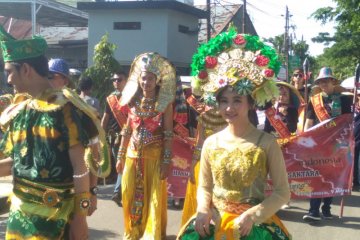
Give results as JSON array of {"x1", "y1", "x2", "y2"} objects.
[
  {"x1": 311, "y1": 0, "x2": 360, "y2": 79},
  {"x1": 82, "y1": 33, "x2": 121, "y2": 109}
]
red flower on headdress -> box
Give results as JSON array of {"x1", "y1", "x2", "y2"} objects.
[
  {"x1": 255, "y1": 55, "x2": 269, "y2": 66},
  {"x1": 233, "y1": 34, "x2": 246, "y2": 45},
  {"x1": 205, "y1": 56, "x2": 218, "y2": 69},
  {"x1": 263, "y1": 69, "x2": 275, "y2": 78},
  {"x1": 198, "y1": 70, "x2": 208, "y2": 79}
]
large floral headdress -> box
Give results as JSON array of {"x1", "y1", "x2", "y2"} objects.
[
  {"x1": 120, "y1": 52, "x2": 176, "y2": 113},
  {"x1": 191, "y1": 26, "x2": 281, "y2": 107}
]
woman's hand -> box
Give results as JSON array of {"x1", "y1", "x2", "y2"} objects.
[
  {"x1": 87, "y1": 195, "x2": 97, "y2": 216},
  {"x1": 116, "y1": 160, "x2": 124, "y2": 174},
  {"x1": 194, "y1": 211, "x2": 212, "y2": 237},
  {"x1": 160, "y1": 162, "x2": 170, "y2": 180},
  {"x1": 235, "y1": 212, "x2": 254, "y2": 237}
]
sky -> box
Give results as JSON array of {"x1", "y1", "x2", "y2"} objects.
[{"x1": 194, "y1": 0, "x2": 337, "y2": 56}]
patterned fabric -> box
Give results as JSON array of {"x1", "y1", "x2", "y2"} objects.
[
  {"x1": 0, "y1": 89, "x2": 96, "y2": 239},
  {"x1": 178, "y1": 205, "x2": 290, "y2": 240},
  {"x1": 0, "y1": 26, "x2": 47, "y2": 62},
  {"x1": 122, "y1": 144, "x2": 167, "y2": 240},
  {"x1": 181, "y1": 110, "x2": 227, "y2": 226},
  {"x1": 122, "y1": 105, "x2": 167, "y2": 239}
]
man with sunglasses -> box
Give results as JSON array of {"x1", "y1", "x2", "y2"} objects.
[
  {"x1": 291, "y1": 68, "x2": 307, "y2": 100},
  {"x1": 101, "y1": 70, "x2": 128, "y2": 206}
]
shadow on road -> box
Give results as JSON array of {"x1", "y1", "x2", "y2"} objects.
[
  {"x1": 89, "y1": 228, "x2": 119, "y2": 240},
  {"x1": 278, "y1": 208, "x2": 360, "y2": 230}
]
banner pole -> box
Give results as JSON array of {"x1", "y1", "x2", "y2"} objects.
[
  {"x1": 302, "y1": 58, "x2": 309, "y2": 132},
  {"x1": 339, "y1": 196, "x2": 344, "y2": 218}
]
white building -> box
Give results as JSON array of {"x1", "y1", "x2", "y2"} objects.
[{"x1": 78, "y1": 1, "x2": 207, "y2": 74}]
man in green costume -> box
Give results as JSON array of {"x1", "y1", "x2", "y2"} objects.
[{"x1": 0, "y1": 27, "x2": 110, "y2": 239}]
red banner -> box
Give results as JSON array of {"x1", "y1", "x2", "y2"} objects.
[
  {"x1": 167, "y1": 136, "x2": 194, "y2": 198},
  {"x1": 168, "y1": 114, "x2": 355, "y2": 199},
  {"x1": 268, "y1": 113, "x2": 354, "y2": 199}
]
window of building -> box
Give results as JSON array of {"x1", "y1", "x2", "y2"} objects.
[
  {"x1": 114, "y1": 22, "x2": 141, "y2": 30},
  {"x1": 178, "y1": 25, "x2": 190, "y2": 34}
]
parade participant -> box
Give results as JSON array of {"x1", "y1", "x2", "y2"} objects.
[
  {"x1": 291, "y1": 68, "x2": 307, "y2": 99},
  {"x1": 48, "y1": 57, "x2": 100, "y2": 217},
  {"x1": 303, "y1": 67, "x2": 352, "y2": 221},
  {"x1": 181, "y1": 107, "x2": 227, "y2": 226},
  {"x1": 79, "y1": 76, "x2": 101, "y2": 113},
  {"x1": 177, "y1": 27, "x2": 291, "y2": 239},
  {"x1": 354, "y1": 104, "x2": 360, "y2": 190},
  {"x1": 116, "y1": 52, "x2": 176, "y2": 239},
  {"x1": 0, "y1": 93, "x2": 13, "y2": 159},
  {"x1": 48, "y1": 58, "x2": 74, "y2": 89},
  {"x1": 0, "y1": 27, "x2": 110, "y2": 239},
  {"x1": 101, "y1": 70, "x2": 128, "y2": 206},
  {"x1": 264, "y1": 81, "x2": 303, "y2": 137}
]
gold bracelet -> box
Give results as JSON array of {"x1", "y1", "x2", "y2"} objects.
[
  {"x1": 120, "y1": 126, "x2": 132, "y2": 137},
  {"x1": 74, "y1": 192, "x2": 91, "y2": 216}
]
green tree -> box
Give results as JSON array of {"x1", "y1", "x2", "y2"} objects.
[
  {"x1": 265, "y1": 35, "x2": 285, "y2": 63},
  {"x1": 292, "y1": 40, "x2": 309, "y2": 64},
  {"x1": 311, "y1": 0, "x2": 360, "y2": 78},
  {"x1": 82, "y1": 33, "x2": 121, "y2": 109}
]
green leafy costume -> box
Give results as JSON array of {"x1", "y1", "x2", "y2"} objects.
[{"x1": 0, "y1": 89, "x2": 110, "y2": 239}]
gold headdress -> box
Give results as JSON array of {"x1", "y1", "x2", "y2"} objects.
[
  {"x1": 191, "y1": 26, "x2": 281, "y2": 106},
  {"x1": 120, "y1": 52, "x2": 176, "y2": 112}
]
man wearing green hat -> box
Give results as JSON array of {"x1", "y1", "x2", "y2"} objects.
[{"x1": 0, "y1": 27, "x2": 108, "y2": 239}]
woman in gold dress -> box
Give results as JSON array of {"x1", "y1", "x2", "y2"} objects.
[
  {"x1": 181, "y1": 108, "x2": 227, "y2": 226},
  {"x1": 116, "y1": 52, "x2": 176, "y2": 240},
  {"x1": 178, "y1": 27, "x2": 291, "y2": 239}
]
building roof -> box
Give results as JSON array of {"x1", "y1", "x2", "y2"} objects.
[
  {"x1": 78, "y1": 0, "x2": 207, "y2": 19},
  {"x1": 0, "y1": 16, "x2": 87, "y2": 45},
  {"x1": 0, "y1": 0, "x2": 88, "y2": 27},
  {"x1": 196, "y1": 4, "x2": 257, "y2": 43}
]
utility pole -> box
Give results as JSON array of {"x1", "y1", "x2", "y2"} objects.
[
  {"x1": 284, "y1": 6, "x2": 290, "y2": 82},
  {"x1": 206, "y1": 0, "x2": 211, "y2": 41},
  {"x1": 242, "y1": 0, "x2": 247, "y2": 33}
]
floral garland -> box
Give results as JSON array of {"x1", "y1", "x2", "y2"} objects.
[{"x1": 191, "y1": 26, "x2": 281, "y2": 106}]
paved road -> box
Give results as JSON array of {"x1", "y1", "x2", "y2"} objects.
[{"x1": 1, "y1": 184, "x2": 359, "y2": 239}]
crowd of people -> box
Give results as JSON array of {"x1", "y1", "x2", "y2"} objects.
[{"x1": 0, "y1": 23, "x2": 359, "y2": 240}]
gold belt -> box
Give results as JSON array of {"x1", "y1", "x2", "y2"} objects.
[{"x1": 13, "y1": 177, "x2": 75, "y2": 208}]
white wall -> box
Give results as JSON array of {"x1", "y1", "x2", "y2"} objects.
[
  {"x1": 166, "y1": 10, "x2": 199, "y2": 68},
  {"x1": 87, "y1": 8, "x2": 199, "y2": 71}
]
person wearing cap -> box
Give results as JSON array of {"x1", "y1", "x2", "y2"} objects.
[
  {"x1": 303, "y1": 67, "x2": 353, "y2": 222},
  {"x1": 101, "y1": 70, "x2": 128, "y2": 206},
  {"x1": 178, "y1": 27, "x2": 290, "y2": 240},
  {"x1": 0, "y1": 26, "x2": 110, "y2": 239},
  {"x1": 264, "y1": 82, "x2": 304, "y2": 137},
  {"x1": 48, "y1": 58, "x2": 74, "y2": 89}
]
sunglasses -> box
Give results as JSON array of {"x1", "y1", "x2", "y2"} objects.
[
  {"x1": 48, "y1": 73, "x2": 66, "y2": 80},
  {"x1": 293, "y1": 74, "x2": 303, "y2": 78},
  {"x1": 112, "y1": 78, "x2": 125, "y2": 82}
]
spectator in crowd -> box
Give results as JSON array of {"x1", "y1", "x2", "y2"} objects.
[
  {"x1": 79, "y1": 76, "x2": 101, "y2": 113},
  {"x1": 303, "y1": 67, "x2": 353, "y2": 221},
  {"x1": 101, "y1": 70, "x2": 128, "y2": 206}
]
